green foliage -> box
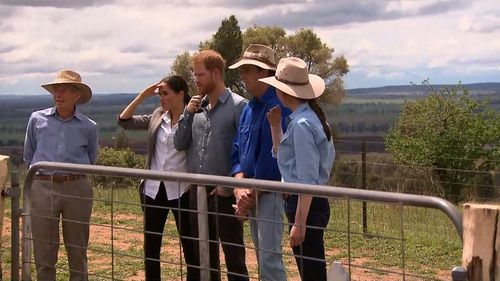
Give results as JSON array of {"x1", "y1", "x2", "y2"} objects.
[
  {"x1": 114, "y1": 129, "x2": 129, "y2": 150},
  {"x1": 173, "y1": 17, "x2": 349, "y2": 105},
  {"x1": 242, "y1": 25, "x2": 286, "y2": 51},
  {"x1": 242, "y1": 27, "x2": 349, "y2": 105},
  {"x1": 170, "y1": 51, "x2": 196, "y2": 96},
  {"x1": 385, "y1": 83, "x2": 500, "y2": 202},
  {"x1": 91, "y1": 147, "x2": 146, "y2": 189}
]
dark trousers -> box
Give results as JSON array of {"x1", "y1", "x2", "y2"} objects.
[
  {"x1": 189, "y1": 186, "x2": 248, "y2": 281},
  {"x1": 143, "y1": 183, "x2": 198, "y2": 281},
  {"x1": 287, "y1": 209, "x2": 330, "y2": 281}
]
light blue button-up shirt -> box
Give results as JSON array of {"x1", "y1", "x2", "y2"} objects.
[
  {"x1": 278, "y1": 102, "x2": 335, "y2": 185},
  {"x1": 277, "y1": 102, "x2": 335, "y2": 214},
  {"x1": 23, "y1": 107, "x2": 98, "y2": 171}
]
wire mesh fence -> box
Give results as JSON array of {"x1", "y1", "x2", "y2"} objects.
[{"x1": 11, "y1": 161, "x2": 465, "y2": 281}]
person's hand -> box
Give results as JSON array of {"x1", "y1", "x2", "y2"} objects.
[
  {"x1": 233, "y1": 204, "x2": 250, "y2": 222},
  {"x1": 209, "y1": 186, "x2": 233, "y2": 197},
  {"x1": 139, "y1": 83, "x2": 160, "y2": 99},
  {"x1": 186, "y1": 95, "x2": 204, "y2": 114},
  {"x1": 266, "y1": 105, "x2": 282, "y2": 128},
  {"x1": 289, "y1": 223, "x2": 306, "y2": 247},
  {"x1": 234, "y1": 189, "x2": 256, "y2": 210}
]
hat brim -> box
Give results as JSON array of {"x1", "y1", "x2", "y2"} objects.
[
  {"x1": 259, "y1": 74, "x2": 325, "y2": 100},
  {"x1": 42, "y1": 82, "x2": 92, "y2": 104},
  {"x1": 229, "y1": 59, "x2": 276, "y2": 70}
]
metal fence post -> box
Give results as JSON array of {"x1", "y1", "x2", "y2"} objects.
[
  {"x1": 10, "y1": 172, "x2": 20, "y2": 281},
  {"x1": 451, "y1": 266, "x2": 468, "y2": 281},
  {"x1": 362, "y1": 141, "x2": 368, "y2": 235},
  {"x1": 197, "y1": 185, "x2": 210, "y2": 280}
]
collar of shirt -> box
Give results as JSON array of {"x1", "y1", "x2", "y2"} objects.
[
  {"x1": 161, "y1": 110, "x2": 171, "y2": 125},
  {"x1": 203, "y1": 88, "x2": 231, "y2": 111},
  {"x1": 46, "y1": 106, "x2": 85, "y2": 121},
  {"x1": 286, "y1": 102, "x2": 310, "y2": 125}
]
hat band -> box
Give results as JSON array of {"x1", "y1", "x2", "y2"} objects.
[
  {"x1": 275, "y1": 76, "x2": 309, "y2": 86},
  {"x1": 241, "y1": 55, "x2": 276, "y2": 68}
]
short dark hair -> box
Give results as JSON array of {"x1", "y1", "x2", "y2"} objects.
[{"x1": 161, "y1": 75, "x2": 190, "y2": 105}]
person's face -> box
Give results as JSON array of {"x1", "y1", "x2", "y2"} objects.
[
  {"x1": 239, "y1": 64, "x2": 265, "y2": 96},
  {"x1": 158, "y1": 82, "x2": 183, "y2": 111},
  {"x1": 52, "y1": 84, "x2": 80, "y2": 111},
  {"x1": 276, "y1": 89, "x2": 289, "y2": 108},
  {"x1": 192, "y1": 63, "x2": 216, "y2": 96}
]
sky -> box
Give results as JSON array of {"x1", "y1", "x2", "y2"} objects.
[{"x1": 0, "y1": 0, "x2": 499, "y2": 95}]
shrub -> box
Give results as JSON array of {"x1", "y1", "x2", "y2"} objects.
[{"x1": 91, "y1": 147, "x2": 146, "y2": 189}]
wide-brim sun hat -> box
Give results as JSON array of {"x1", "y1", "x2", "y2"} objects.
[
  {"x1": 41, "y1": 69, "x2": 92, "y2": 104},
  {"x1": 259, "y1": 57, "x2": 325, "y2": 100},
  {"x1": 229, "y1": 44, "x2": 276, "y2": 71}
]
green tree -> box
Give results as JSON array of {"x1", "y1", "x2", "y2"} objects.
[
  {"x1": 242, "y1": 27, "x2": 349, "y2": 105},
  {"x1": 242, "y1": 25, "x2": 286, "y2": 51},
  {"x1": 385, "y1": 83, "x2": 500, "y2": 202},
  {"x1": 170, "y1": 51, "x2": 196, "y2": 96},
  {"x1": 282, "y1": 29, "x2": 349, "y2": 105}
]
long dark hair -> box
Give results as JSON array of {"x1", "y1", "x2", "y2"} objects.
[
  {"x1": 308, "y1": 99, "x2": 331, "y2": 141},
  {"x1": 161, "y1": 75, "x2": 190, "y2": 105}
]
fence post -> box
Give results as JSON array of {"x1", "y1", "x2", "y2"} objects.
[
  {"x1": 197, "y1": 185, "x2": 210, "y2": 280},
  {"x1": 462, "y1": 203, "x2": 500, "y2": 281},
  {"x1": 10, "y1": 172, "x2": 20, "y2": 281},
  {"x1": 361, "y1": 141, "x2": 368, "y2": 236}
]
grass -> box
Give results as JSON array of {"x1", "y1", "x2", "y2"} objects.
[{"x1": 0, "y1": 186, "x2": 462, "y2": 280}]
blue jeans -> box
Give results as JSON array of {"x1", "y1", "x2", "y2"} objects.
[
  {"x1": 287, "y1": 208, "x2": 330, "y2": 281},
  {"x1": 249, "y1": 192, "x2": 287, "y2": 281}
]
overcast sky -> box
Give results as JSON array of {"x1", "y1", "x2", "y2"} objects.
[{"x1": 1, "y1": 0, "x2": 499, "y2": 95}]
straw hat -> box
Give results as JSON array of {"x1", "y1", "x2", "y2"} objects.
[
  {"x1": 42, "y1": 69, "x2": 92, "y2": 104},
  {"x1": 229, "y1": 44, "x2": 276, "y2": 70},
  {"x1": 259, "y1": 57, "x2": 325, "y2": 100}
]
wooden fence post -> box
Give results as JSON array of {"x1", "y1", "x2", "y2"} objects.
[{"x1": 462, "y1": 203, "x2": 500, "y2": 281}]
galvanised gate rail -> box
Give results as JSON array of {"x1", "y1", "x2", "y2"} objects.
[{"x1": 13, "y1": 161, "x2": 464, "y2": 280}]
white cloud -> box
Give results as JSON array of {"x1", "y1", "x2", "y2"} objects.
[{"x1": 0, "y1": 0, "x2": 499, "y2": 94}]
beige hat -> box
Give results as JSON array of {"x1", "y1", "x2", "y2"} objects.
[
  {"x1": 259, "y1": 57, "x2": 325, "y2": 100},
  {"x1": 229, "y1": 44, "x2": 276, "y2": 70},
  {"x1": 42, "y1": 69, "x2": 92, "y2": 104}
]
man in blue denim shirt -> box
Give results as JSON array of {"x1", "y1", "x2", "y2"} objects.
[
  {"x1": 229, "y1": 44, "x2": 290, "y2": 281},
  {"x1": 23, "y1": 69, "x2": 98, "y2": 281}
]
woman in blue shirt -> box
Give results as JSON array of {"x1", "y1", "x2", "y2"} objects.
[{"x1": 261, "y1": 57, "x2": 335, "y2": 281}]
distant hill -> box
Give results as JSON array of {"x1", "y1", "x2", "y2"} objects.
[{"x1": 347, "y1": 82, "x2": 500, "y2": 96}]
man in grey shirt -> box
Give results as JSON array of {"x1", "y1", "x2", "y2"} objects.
[{"x1": 174, "y1": 50, "x2": 248, "y2": 281}]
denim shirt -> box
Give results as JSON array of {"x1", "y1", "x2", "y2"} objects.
[
  {"x1": 23, "y1": 107, "x2": 99, "y2": 171},
  {"x1": 230, "y1": 87, "x2": 290, "y2": 180},
  {"x1": 277, "y1": 103, "x2": 335, "y2": 213},
  {"x1": 174, "y1": 88, "x2": 247, "y2": 177}
]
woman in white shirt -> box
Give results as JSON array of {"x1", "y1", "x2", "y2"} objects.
[{"x1": 117, "y1": 75, "x2": 197, "y2": 280}]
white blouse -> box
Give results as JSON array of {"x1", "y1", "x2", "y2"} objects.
[{"x1": 144, "y1": 112, "x2": 189, "y2": 200}]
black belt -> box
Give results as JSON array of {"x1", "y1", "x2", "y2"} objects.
[{"x1": 35, "y1": 174, "x2": 86, "y2": 183}]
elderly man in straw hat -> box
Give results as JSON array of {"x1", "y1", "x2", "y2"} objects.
[
  {"x1": 262, "y1": 57, "x2": 335, "y2": 281},
  {"x1": 23, "y1": 69, "x2": 98, "y2": 280},
  {"x1": 228, "y1": 44, "x2": 290, "y2": 281}
]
